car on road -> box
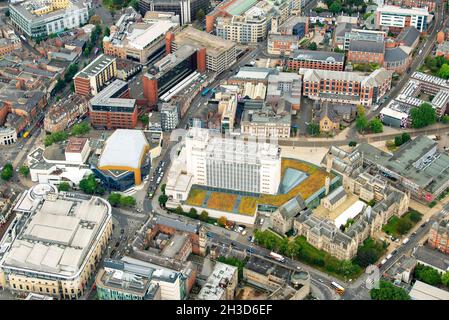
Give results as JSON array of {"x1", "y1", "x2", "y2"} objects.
[
  {"x1": 206, "y1": 232, "x2": 213, "y2": 238},
  {"x1": 296, "y1": 266, "x2": 301, "y2": 270},
  {"x1": 318, "y1": 279, "x2": 324, "y2": 283},
  {"x1": 411, "y1": 232, "x2": 417, "y2": 237},
  {"x1": 120, "y1": 229, "x2": 125, "y2": 234},
  {"x1": 391, "y1": 250, "x2": 398, "y2": 255},
  {"x1": 115, "y1": 242, "x2": 120, "y2": 247},
  {"x1": 402, "y1": 238, "x2": 410, "y2": 245},
  {"x1": 241, "y1": 230, "x2": 247, "y2": 236},
  {"x1": 231, "y1": 242, "x2": 237, "y2": 247},
  {"x1": 110, "y1": 249, "x2": 116, "y2": 257},
  {"x1": 421, "y1": 222, "x2": 427, "y2": 228},
  {"x1": 386, "y1": 253, "x2": 393, "y2": 259},
  {"x1": 246, "y1": 248, "x2": 255, "y2": 254},
  {"x1": 381, "y1": 258, "x2": 387, "y2": 265}
]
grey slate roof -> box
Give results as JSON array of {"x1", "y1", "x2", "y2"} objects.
[
  {"x1": 153, "y1": 215, "x2": 199, "y2": 234},
  {"x1": 349, "y1": 40, "x2": 385, "y2": 54},
  {"x1": 318, "y1": 102, "x2": 340, "y2": 122},
  {"x1": 384, "y1": 47, "x2": 408, "y2": 62},
  {"x1": 413, "y1": 245, "x2": 449, "y2": 272},
  {"x1": 396, "y1": 26, "x2": 420, "y2": 48}
]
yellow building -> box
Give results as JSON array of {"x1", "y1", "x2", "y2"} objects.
[
  {"x1": 0, "y1": 184, "x2": 112, "y2": 299},
  {"x1": 97, "y1": 129, "x2": 150, "y2": 186}
]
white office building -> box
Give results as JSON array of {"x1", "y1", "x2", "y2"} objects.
[
  {"x1": 184, "y1": 128, "x2": 281, "y2": 195},
  {"x1": 376, "y1": 5, "x2": 432, "y2": 32},
  {"x1": 9, "y1": 0, "x2": 90, "y2": 38}
]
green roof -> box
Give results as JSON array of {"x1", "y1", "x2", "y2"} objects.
[{"x1": 226, "y1": 0, "x2": 258, "y2": 15}]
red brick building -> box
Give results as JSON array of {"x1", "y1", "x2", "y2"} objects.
[
  {"x1": 347, "y1": 40, "x2": 385, "y2": 65},
  {"x1": 89, "y1": 79, "x2": 138, "y2": 129},
  {"x1": 428, "y1": 220, "x2": 449, "y2": 254},
  {"x1": 286, "y1": 50, "x2": 345, "y2": 72}
]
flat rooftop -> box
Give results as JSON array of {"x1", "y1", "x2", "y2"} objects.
[
  {"x1": 0, "y1": 188, "x2": 111, "y2": 279},
  {"x1": 75, "y1": 54, "x2": 116, "y2": 80},
  {"x1": 197, "y1": 262, "x2": 237, "y2": 300},
  {"x1": 89, "y1": 79, "x2": 136, "y2": 108},
  {"x1": 173, "y1": 26, "x2": 235, "y2": 57}
]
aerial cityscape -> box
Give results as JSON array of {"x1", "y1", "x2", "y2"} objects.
[{"x1": 1, "y1": 0, "x2": 449, "y2": 304}]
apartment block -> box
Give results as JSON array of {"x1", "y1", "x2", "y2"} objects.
[
  {"x1": 74, "y1": 54, "x2": 117, "y2": 96},
  {"x1": 286, "y1": 50, "x2": 345, "y2": 72},
  {"x1": 89, "y1": 79, "x2": 137, "y2": 129}
]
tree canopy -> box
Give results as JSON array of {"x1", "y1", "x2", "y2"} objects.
[
  {"x1": 19, "y1": 165, "x2": 30, "y2": 178},
  {"x1": 1, "y1": 164, "x2": 13, "y2": 181},
  {"x1": 370, "y1": 281, "x2": 410, "y2": 300},
  {"x1": 410, "y1": 103, "x2": 436, "y2": 128},
  {"x1": 79, "y1": 174, "x2": 104, "y2": 195},
  {"x1": 368, "y1": 118, "x2": 383, "y2": 133}
]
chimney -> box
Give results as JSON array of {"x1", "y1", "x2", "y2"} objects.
[
  {"x1": 326, "y1": 151, "x2": 333, "y2": 173},
  {"x1": 325, "y1": 176, "x2": 330, "y2": 196}
]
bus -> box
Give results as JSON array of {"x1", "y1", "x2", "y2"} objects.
[
  {"x1": 331, "y1": 281, "x2": 345, "y2": 295},
  {"x1": 269, "y1": 252, "x2": 286, "y2": 263},
  {"x1": 201, "y1": 88, "x2": 210, "y2": 96}
]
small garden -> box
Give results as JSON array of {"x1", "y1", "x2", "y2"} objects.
[{"x1": 382, "y1": 210, "x2": 422, "y2": 237}]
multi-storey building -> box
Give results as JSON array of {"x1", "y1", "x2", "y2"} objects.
[
  {"x1": 169, "y1": 26, "x2": 236, "y2": 74},
  {"x1": 386, "y1": 0, "x2": 436, "y2": 12},
  {"x1": 300, "y1": 68, "x2": 392, "y2": 106},
  {"x1": 160, "y1": 103, "x2": 180, "y2": 131},
  {"x1": 0, "y1": 27, "x2": 21, "y2": 56},
  {"x1": 0, "y1": 184, "x2": 113, "y2": 299},
  {"x1": 197, "y1": 262, "x2": 238, "y2": 300},
  {"x1": 89, "y1": 79, "x2": 137, "y2": 129},
  {"x1": 44, "y1": 93, "x2": 89, "y2": 133},
  {"x1": 376, "y1": 5, "x2": 432, "y2": 33},
  {"x1": 266, "y1": 71, "x2": 302, "y2": 110},
  {"x1": 286, "y1": 50, "x2": 345, "y2": 72},
  {"x1": 9, "y1": 0, "x2": 90, "y2": 39},
  {"x1": 347, "y1": 40, "x2": 385, "y2": 65},
  {"x1": 74, "y1": 54, "x2": 117, "y2": 96},
  {"x1": 138, "y1": 0, "x2": 210, "y2": 25},
  {"x1": 207, "y1": 0, "x2": 299, "y2": 44},
  {"x1": 342, "y1": 29, "x2": 386, "y2": 51},
  {"x1": 241, "y1": 104, "x2": 291, "y2": 138},
  {"x1": 428, "y1": 220, "x2": 449, "y2": 254},
  {"x1": 184, "y1": 128, "x2": 281, "y2": 195},
  {"x1": 103, "y1": 8, "x2": 179, "y2": 64},
  {"x1": 267, "y1": 34, "x2": 299, "y2": 56}
]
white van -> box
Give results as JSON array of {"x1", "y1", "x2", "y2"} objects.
[
  {"x1": 402, "y1": 238, "x2": 409, "y2": 245},
  {"x1": 259, "y1": 218, "x2": 264, "y2": 226}
]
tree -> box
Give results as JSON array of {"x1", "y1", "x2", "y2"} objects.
[
  {"x1": 53, "y1": 78, "x2": 65, "y2": 94},
  {"x1": 79, "y1": 174, "x2": 104, "y2": 195},
  {"x1": 218, "y1": 216, "x2": 227, "y2": 227},
  {"x1": 370, "y1": 281, "x2": 410, "y2": 300},
  {"x1": 329, "y1": 0, "x2": 342, "y2": 13},
  {"x1": 356, "y1": 115, "x2": 369, "y2": 133},
  {"x1": 71, "y1": 122, "x2": 90, "y2": 136},
  {"x1": 307, "y1": 123, "x2": 320, "y2": 136},
  {"x1": 120, "y1": 196, "x2": 136, "y2": 207},
  {"x1": 158, "y1": 194, "x2": 168, "y2": 207},
  {"x1": 308, "y1": 42, "x2": 318, "y2": 50},
  {"x1": 438, "y1": 63, "x2": 449, "y2": 79},
  {"x1": 409, "y1": 211, "x2": 422, "y2": 223},
  {"x1": 401, "y1": 132, "x2": 411, "y2": 144},
  {"x1": 19, "y1": 165, "x2": 30, "y2": 178},
  {"x1": 396, "y1": 219, "x2": 413, "y2": 235},
  {"x1": 1, "y1": 164, "x2": 13, "y2": 181},
  {"x1": 368, "y1": 118, "x2": 383, "y2": 133},
  {"x1": 410, "y1": 103, "x2": 436, "y2": 128},
  {"x1": 139, "y1": 115, "x2": 149, "y2": 126},
  {"x1": 64, "y1": 63, "x2": 78, "y2": 83},
  {"x1": 414, "y1": 264, "x2": 442, "y2": 286},
  {"x1": 108, "y1": 193, "x2": 122, "y2": 206},
  {"x1": 442, "y1": 271, "x2": 449, "y2": 287},
  {"x1": 160, "y1": 183, "x2": 166, "y2": 194},
  {"x1": 83, "y1": 47, "x2": 90, "y2": 57},
  {"x1": 104, "y1": 27, "x2": 110, "y2": 37},
  {"x1": 199, "y1": 210, "x2": 209, "y2": 222},
  {"x1": 175, "y1": 206, "x2": 184, "y2": 215},
  {"x1": 394, "y1": 135, "x2": 403, "y2": 146},
  {"x1": 129, "y1": 0, "x2": 139, "y2": 11},
  {"x1": 442, "y1": 115, "x2": 449, "y2": 124},
  {"x1": 58, "y1": 182, "x2": 70, "y2": 192},
  {"x1": 89, "y1": 15, "x2": 102, "y2": 25},
  {"x1": 356, "y1": 105, "x2": 366, "y2": 117},
  {"x1": 196, "y1": 8, "x2": 205, "y2": 21}
]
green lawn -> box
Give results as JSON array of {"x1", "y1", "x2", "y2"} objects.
[{"x1": 382, "y1": 211, "x2": 422, "y2": 237}]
